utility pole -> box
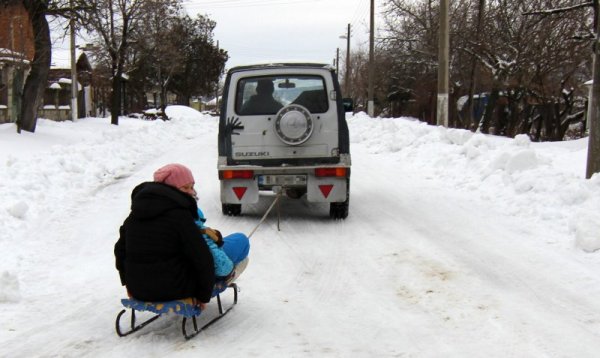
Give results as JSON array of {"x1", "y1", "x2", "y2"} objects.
[
  {"x1": 587, "y1": 17, "x2": 600, "y2": 178},
  {"x1": 344, "y1": 24, "x2": 351, "y2": 95},
  {"x1": 215, "y1": 40, "x2": 220, "y2": 114},
  {"x1": 336, "y1": 47, "x2": 340, "y2": 74},
  {"x1": 70, "y1": 0, "x2": 78, "y2": 121},
  {"x1": 368, "y1": 0, "x2": 375, "y2": 117},
  {"x1": 436, "y1": 0, "x2": 449, "y2": 127}
]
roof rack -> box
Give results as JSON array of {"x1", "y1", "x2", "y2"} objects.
[{"x1": 229, "y1": 63, "x2": 332, "y2": 73}]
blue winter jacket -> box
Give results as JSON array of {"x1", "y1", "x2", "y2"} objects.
[{"x1": 194, "y1": 208, "x2": 234, "y2": 278}]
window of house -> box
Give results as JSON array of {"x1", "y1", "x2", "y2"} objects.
[{"x1": 0, "y1": 69, "x2": 8, "y2": 107}]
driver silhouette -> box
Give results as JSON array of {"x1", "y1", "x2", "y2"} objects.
[{"x1": 241, "y1": 79, "x2": 283, "y2": 115}]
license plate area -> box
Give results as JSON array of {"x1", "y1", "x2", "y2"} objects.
[{"x1": 258, "y1": 174, "x2": 307, "y2": 186}]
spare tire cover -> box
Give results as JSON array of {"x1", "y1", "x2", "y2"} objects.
[{"x1": 274, "y1": 104, "x2": 314, "y2": 145}]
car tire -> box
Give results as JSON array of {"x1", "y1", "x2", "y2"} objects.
[
  {"x1": 329, "y1": 201, "x2": 349, "y2": 219},
  {"x1": 222, "y1": 203, "x2": 242, "y2": 216},
  {"x1": 329, "y1": 178, "x2": 350, "y2": 219}
]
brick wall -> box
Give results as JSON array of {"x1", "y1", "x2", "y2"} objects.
[{"x1": 0, "y1": 3, "x2": 34, "y2": 61}]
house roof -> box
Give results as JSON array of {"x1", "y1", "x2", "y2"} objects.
[{"x1": 0, "y1": 48, "x2": 30, "y2": 65}]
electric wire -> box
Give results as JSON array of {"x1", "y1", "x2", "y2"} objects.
[
  {"x1": 350, "y1": 0, "x2": 370, "y2": 31},
  {"x1": 350, "y1": 0, "x2": 370, "y2": 42},
  {"x1": 182, "y1": 0, "x2": 322, "y2": 9}
]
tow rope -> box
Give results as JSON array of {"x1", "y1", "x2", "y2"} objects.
[{"x1": 247, "y1": 191, "x2": 282, "y2": 239}]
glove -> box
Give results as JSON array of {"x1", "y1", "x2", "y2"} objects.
[
  {"x1": 202, "y1": 227, "x2": 223, "y2": 247},
  {"x1": 192, "y1": 297, "x2": 207, "y2": 311}
]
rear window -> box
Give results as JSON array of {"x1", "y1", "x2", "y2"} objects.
[{"x1": 235, "y1": 75, "x2": 328, "y2": 115}]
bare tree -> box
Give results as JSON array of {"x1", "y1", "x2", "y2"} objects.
[
  {"x1": 69, "y1": 0, "x2": 149, "y2": 125},
  {"x1": 380, "y1": 0, "x2": 592, "y2": 138},
  {"x1": 1, "y1": 0, "x2": 52, "y2": 133},
  {"x1": 3, "y1": 0, "x2": 223, "y2": 131},
  {"x1": 380, "y1": 0, "x2": 448, "y2": 122},
  {"x1": 466, "y1": 0, "x2": 485, "y2": 130},
  {"x1": 589, "y1": 0, "x2": 600, "y2": 177},
  {"x1": 523, "y1": 0, "x2": 599, "y2": 176}
]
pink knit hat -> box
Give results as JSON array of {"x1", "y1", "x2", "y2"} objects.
[{"x1": 153, "y1": 163, "x2": 195, "y2": 188}]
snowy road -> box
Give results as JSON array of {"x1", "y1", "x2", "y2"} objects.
[{"x1": 1, "y1": 110, "x2": 600, "y2": 357}]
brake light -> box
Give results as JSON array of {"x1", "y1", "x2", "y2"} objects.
[
  {"x1": 219, "y1": 170, "x2": 254, "y2": 180},
  {"x1": 315, "y1": 167, "x2": 347, "y2": 177}
]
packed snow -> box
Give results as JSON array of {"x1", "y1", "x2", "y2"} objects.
[{"x1": 1, "y1": 107, "x2": 600, "y2": 357}]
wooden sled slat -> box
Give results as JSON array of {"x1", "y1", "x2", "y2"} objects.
[{"x1": 115, "y1": 283, "x2": 238, "y2": 339}]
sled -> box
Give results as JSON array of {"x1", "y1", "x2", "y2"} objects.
[{"x1": 115, "y1": 282, "x2": 238, "y2": 340}]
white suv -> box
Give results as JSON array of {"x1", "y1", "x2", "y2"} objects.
[{"x1": 217, "y1": 63, "x2": 351, "y2": 219}]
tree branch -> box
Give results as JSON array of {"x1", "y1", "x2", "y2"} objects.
[{"x1": 523, "y1": 2, "x2": 594, "y2": 16}]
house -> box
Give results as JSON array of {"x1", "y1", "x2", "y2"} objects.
[
  {"x1": 1, "y1": 1, "x2": 97, "y2": 123},
  {"x1": 40, "y1": 53, "x2": 95, "y2": 121},
  {"x1": 0, "y1": 48, "x2": 29, "y2": 123},
  {"x1": 0, "y1": 1, "x2": 33, "y2": 124}
]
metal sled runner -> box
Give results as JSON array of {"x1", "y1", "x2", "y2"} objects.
[{"x1": 115, "y1": 283, "x2": 238, "y2": 340}]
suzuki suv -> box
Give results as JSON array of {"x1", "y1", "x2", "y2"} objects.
[{"x1": 217, "y1": 63, "x2": 351, "y2": 219}]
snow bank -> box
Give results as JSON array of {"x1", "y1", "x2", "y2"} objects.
[
  {"x1": 1, "y1": 110, "x2": 210, "y2": 200},
  {"x1": 347, "y1": 112, "x2": 600, "y2": 252},
  {"x1": 0, "y1": 107, "x2": 599, "y2": 356},
  {"x1": 165, "y1": 105, "x2": 205, "y2": 121},
  {"x1": 0, "y1": 109, "x2": 598, "y2": 273},
  {"x1": 0, "y1": 109, "x2": 216, "y2": 273}
]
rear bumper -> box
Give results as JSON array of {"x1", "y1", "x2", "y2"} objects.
[{"x1": 218, "y1": 155, "x2": 350, "y2": 204}]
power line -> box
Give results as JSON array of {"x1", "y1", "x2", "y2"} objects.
[
  {"x1": 347, "y1": 0, "x2": 370, "y2": 47},
  {"x1": 182, "y1": 0, "x2": 321, "y2": 9},
  {"x1": 185, "y1": 0, "x2": 304, "y2": 4},
  {"x1": 350, "y1": 0, "x2": 369, "y2": 30}
]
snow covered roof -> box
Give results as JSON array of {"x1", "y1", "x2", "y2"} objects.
[
  {"x1": 58, "y1": 78, "x2": 81, "y2": 90},
  {"x1": 205, "y1": 96, "x2": 222, "y2": 106},
  {"x1": 456, "y1": 93, "x2": 488, "y2": 111},
  {"x1": 0, "y1": 48, "x2": 30, "y2": 65},
  {"x1": 48, "y1": 79, "x2": 83, "y2": 91}
]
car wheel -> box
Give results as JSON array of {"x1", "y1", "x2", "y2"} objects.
[
  {"x1": 222, "y1": 203, "x2": 242, "y2": 216},
  {"x1": 329, "y1": 201, "x2": 349, "y2": 219},
  {"x1": 329, "y1": 178, "x2": 349, "y2": 219}
]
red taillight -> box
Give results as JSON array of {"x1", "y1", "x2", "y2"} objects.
[
  {"x1": 219, "y1": 170, "x2": 254, "y2": 180},
  {"x1": 315, "y1": 167, "x2": 347, "y2": 177}
]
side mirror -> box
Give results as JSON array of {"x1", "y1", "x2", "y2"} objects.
[{"x1": 342, "y1": 98, "x2": 354, "y2": 112}]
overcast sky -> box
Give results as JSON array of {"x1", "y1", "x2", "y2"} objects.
[
  {"x1": 51, "y1": 0, "x2": 376, "y2": 71},
  {"x1": 182, "y1": 0, "x2": 374, "y2": 69}
]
